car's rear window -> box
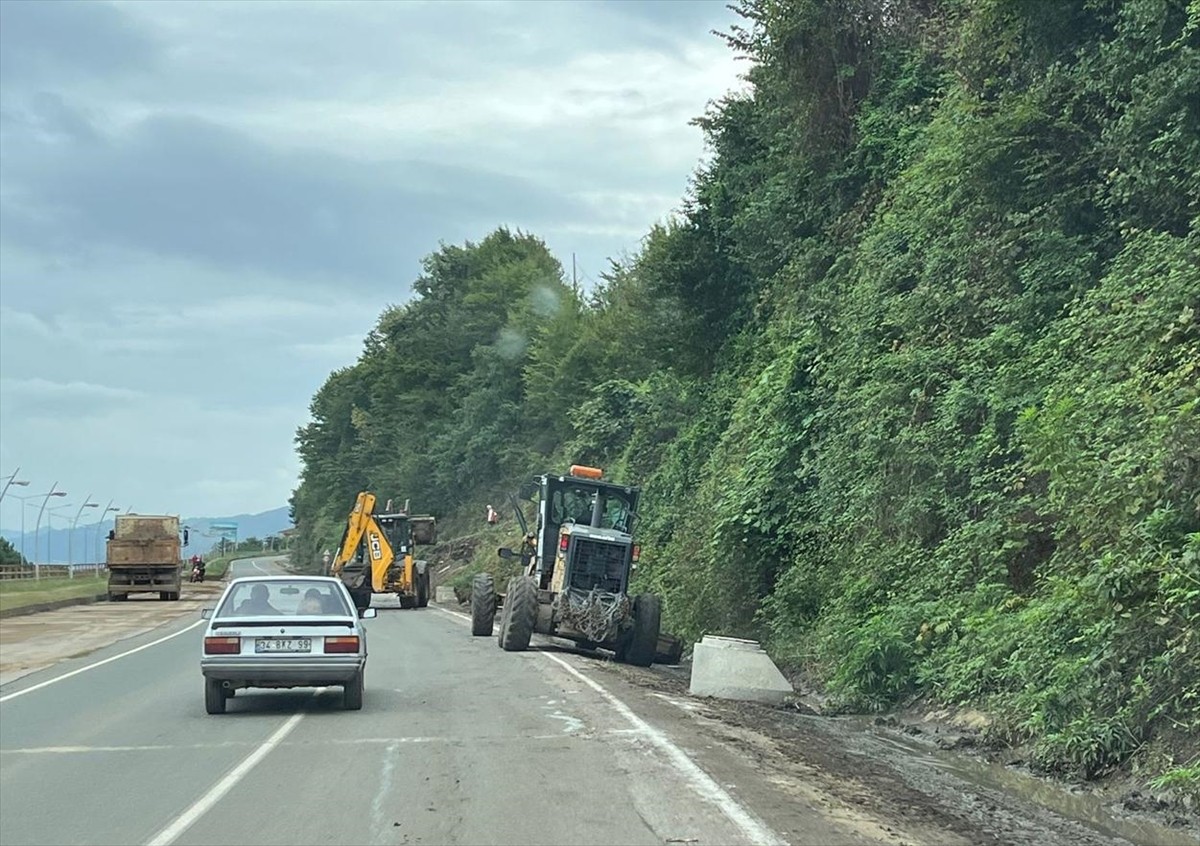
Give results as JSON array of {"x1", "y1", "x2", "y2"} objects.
[{"x1": 217, "y1": 580, "x2": 351, "y2": 618}]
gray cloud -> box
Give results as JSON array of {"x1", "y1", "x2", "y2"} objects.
[
  {"x1": 0, "y1": 0, "x2": 161, "y2": 83},
  {"x1": 2, "y1": 106, "x2": 585, "y2": 286},
  {"x1": 0, "y1": 0, "x2": 743, "y2": 521}
]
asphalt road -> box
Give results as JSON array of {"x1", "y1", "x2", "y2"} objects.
[
  {"x1": 0, "y1": 564, "x2": 849, "y2": 846},
  {"x1": 225, "y1": 556, "x2": 291, "y2": 580}
]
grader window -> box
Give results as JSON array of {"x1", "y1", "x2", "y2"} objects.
[{"x1": 551, "y1": 486, "x2": 633, "y2": 532}]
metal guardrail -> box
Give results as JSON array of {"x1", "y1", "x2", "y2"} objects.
[{"x1": 0, "y1": 564, "x2": 109, "y2": 581}]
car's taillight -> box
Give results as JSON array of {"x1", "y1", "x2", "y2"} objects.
[
  {"x1": 204, "y1": 637, "x2": 240, "y2": 654},
  {"x1": 632, "y1": 545, "x2": 641, "y2": 562},
  {"x1": 324, "y1": 636, "x2": 360, "y2": 654},
  {"x1": 559, "y1": 534, "x2": 569, "y2": 552}
]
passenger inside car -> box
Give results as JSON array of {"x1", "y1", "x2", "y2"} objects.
[{"x1": 297, "y1": 588, "x2": 324, "y2": 615}]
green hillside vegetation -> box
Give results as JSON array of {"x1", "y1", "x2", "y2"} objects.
[{"x1": 290, "y1": 0, "x2": 1199, "y2": 787}]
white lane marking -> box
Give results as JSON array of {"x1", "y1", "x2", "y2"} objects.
[
  {"x1": 540, "y1": 651, "x2": 787, "y2": 846},
  {"x1": 2, "y1": 733, "x2": 623, "y2": 756},
  {"x1": 0, "y1": 620, "x2": 205, "y2": 704},
  {"x1": 369, "y1": 741, "x2": 399, "y2": 845},
  {"x1": 432, "y1": 605, "x2": 787, "y2": 845},
  {"x1": 146, "y1": 709, "x2": 307, "y2": 846}
]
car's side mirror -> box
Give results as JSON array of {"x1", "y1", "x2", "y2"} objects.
[
  {"x1": 360, "y1": 608, "x2": 377, "y2": 619},
  {"x1": 200, "y1": 608, "x2": 213, "y2": 620},
  {"x1": 497, "y1": 547, "x2": 516, "y2": 560}
]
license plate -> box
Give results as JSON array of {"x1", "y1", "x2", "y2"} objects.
[{"x1": 255, "y1": 638, "x2": 311, "y2": 653}]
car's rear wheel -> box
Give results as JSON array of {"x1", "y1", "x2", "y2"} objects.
[
  {"x1": 343, "y1": 670, "x2": 364, "y2": 711},
  {"x1": 205, "y1": 678, "x2": 226, "y2": 715}
]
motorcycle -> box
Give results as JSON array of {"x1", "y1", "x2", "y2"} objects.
[{"x1": 190, "y1": 565, "x2": 204, "y2": 583}]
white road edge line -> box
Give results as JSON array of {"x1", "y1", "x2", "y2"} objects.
[
  {"x1": 0, "y1": 619, "x2": 206, "y2": 704},
  {"x1": 432, "y1": 605, "x2": 787, "y2": 846},
  {"x1": 146, "y1": 710, "x2": 307, "y2": 846}
]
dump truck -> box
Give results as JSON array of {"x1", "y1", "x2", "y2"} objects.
[
  {"x1": 330, "y1": 492, "x2": 437, "y2": 612},
  {"x1": 471, "y1": 465, "x2": 663, "y2": 666},
  {"x1": 106, "y1": 514, "x2": 183, "y2": 601}
]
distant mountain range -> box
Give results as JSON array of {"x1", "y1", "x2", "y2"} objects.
[{"x1": 0, "y1": 506, "x2": 292, "y2": 564}]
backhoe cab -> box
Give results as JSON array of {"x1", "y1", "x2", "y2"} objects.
[
  {"x1": 470, "y1": 465, "x2": 662, "y2": 666},
  {"x1": 330, "y1": 492, "x2": 437, "y2": 612}
]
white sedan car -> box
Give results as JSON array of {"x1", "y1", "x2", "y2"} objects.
[{"x1": 200, "y1": 575, "x2": 375, "y2": 714}]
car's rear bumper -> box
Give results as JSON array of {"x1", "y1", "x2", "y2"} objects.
[{"x1": 201, "y1": 656, "x2": 363, "y2": 686}]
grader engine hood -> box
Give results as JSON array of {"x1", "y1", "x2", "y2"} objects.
[
  {"x1": 560, "y1": 526, "x2": 632, "y2": 595},
  {"x1": 545, "y1": 525, "x2": 634, "y2": 643}
]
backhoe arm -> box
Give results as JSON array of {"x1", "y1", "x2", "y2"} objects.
[
  {"x1": 362, "y1": 515, "x2": 397, "y2": 593},
  {"x1": 331, "y1": 492, "x2": 377, "y2": 576}
]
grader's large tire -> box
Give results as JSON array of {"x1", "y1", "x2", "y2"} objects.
[
  {"x1": 471, "y1": 573, "x2": 496, "y2": 636},
  {"x1": 623, "y1": 594, "x2": 662, "y2": 667},
  {"x1": 499, "y1": 576, "x2": 537, "y2": 652}
]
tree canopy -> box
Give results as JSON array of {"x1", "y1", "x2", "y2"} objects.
[{"x1": 291, "y1": 0, "x2": 1199, "y2": 787}]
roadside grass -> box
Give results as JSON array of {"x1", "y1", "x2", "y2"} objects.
[{"x1": 0, "y1": 574, "x2": 107, "y2": 612}]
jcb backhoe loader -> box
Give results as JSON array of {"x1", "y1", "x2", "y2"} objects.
[{"x1": 329, "y1": 492, "x2": 437, "y2": 612}]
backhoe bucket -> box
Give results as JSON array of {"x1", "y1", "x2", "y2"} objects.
[{"x1": 370, "y1": 593, "x2": 403, "y2": 610}]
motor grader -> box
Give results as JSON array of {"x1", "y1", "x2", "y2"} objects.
[
  {"x1": 470, "y1": 465, "x2": 662, "y2": 666},
  {"x1": 330, "y1": 492, "x2": 437, "y2": 612}
]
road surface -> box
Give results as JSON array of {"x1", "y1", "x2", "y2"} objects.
[
  {"x1": 3, "y1": 562, "x2": 1188, "y2": 846},
  {"x1": 225, "y1": 555, "x2": 291, "y2": 579},
  {"x1": 0, "y1": 584, "x2": 871, "y2": 846}
]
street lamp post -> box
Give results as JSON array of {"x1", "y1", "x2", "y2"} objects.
[
  {"x1": 69, "y1": 495, "x2": 99, "y2": 568},
  {"x1": 45, "y1": 503, "x2": 75, "y2": 565},
  {"x1": 91, "y1": 500, "x2": 119, "y2": 564},
  {"x1": 11, "y1": 493, "x2": 43, "y2": 563},
  {"x1": 33, "y1": 483, "x2": 67, "y2": 565},
  {"x1": 0, "y1": 467, "x2": 30, "y2": 504}
]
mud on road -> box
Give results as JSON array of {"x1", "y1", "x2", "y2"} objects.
[
  {"x1": 583, "y1": 654, "x2": 1199, "y2": 846},
  {"x1": 0, "y1": 583, "x2": 225, "y2": 687}
]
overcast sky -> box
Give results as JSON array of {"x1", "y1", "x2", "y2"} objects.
[{"x1": 0, "y1": 0, "x2": 744, "y2": 527}]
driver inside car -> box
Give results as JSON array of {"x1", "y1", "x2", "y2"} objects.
[{"x1": 236, "y1": 583, "x2": 280, "y2": 616}]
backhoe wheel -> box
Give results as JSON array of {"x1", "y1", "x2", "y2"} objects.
[
  {"x1": 204, "y1": 678, "x2": 227, "y2": 715},
  {"x1": 623, "y1": 594, "x2": 662, "y2": 667},
  {"x1": 499, "y1": 576, "x2": 537, "y2": 652},
  {"x1": 471, "y1": 573, "x2": 496, "y2": 636},
  {"x1": 416, "y1": 567, "x2": 430, "y2": 608}
]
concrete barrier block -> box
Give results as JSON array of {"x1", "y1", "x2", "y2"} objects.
[
  {"x1": 689, "y1": 635, "x2": 793, "y2": 705},
  {"x1": 435, "y1": 585, "x2": 457, "y2": 604}
]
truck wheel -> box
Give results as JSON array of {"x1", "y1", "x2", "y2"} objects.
[
  {"x1": 109, "y1": 593, "x2": 125, "y2": 602},
  {"x1": 623, "y1": 594, "x2": 662, "y2": 668},
  {"x1": 499, "y1": 576, "x2": 537, "y2": 652},
  {"x1": 343, "y1": 670, "x2": 364, "y2": 711},
  {"x1": 471, "y1": 573, "x2": 496, "y2": 636},
  {"x1": 205, "y1": 678, "x2": 226, "y2": 715},
  {"x1": 159, "y1": 591, "x2": 170, "y2": 601}
]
